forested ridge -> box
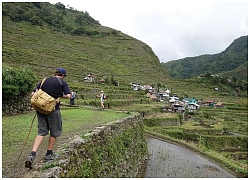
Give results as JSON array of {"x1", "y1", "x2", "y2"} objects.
[{"x1": 161, "y1": 36, "x2": 248, "y2": 81}]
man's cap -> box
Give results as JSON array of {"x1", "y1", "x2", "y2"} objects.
[
  {"x1": 101, "y1": 90, "x2": 104, "y2": 93},
  {"x1": 55, "y1": 68, "x2": 66, "y2": 76}
]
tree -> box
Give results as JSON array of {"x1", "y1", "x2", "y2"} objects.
[
  {"x1": 156, "y1": 83, "x2": 162, "y2": 92},
  {"x1": 55, "y1": 2, "x2": 65, "y2": 10},
  {"x1": 232, "y1": 76, "x2": 238, "y2": 85},
  {"x1": 204, "y1": 71, "x2": 212, "y2": 78},
  {"x1": 111, "y1": 74, "x2": 119, "y2": 86}
]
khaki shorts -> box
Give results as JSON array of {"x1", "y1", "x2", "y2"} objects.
[{"x1": 37, "y1": 110, "x2": 62, "y2": 137}]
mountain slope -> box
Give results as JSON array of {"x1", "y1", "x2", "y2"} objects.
[
  {"x1": 219, "y1": 61, "x2": 248, "y2": 81},
  {"x1": 161, "y1": 36, "x2": 248, "y2": 80},
  {"x1": 2, "y1": 2, "x2": 170, "y2": 86}
]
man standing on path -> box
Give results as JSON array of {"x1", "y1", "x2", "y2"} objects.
[
  {"x1": 70, "y1": 89, "x2": 76, "y2": 105},
  {"x1": 97, "y1": 90, "x2": 105, "y2": 109},
  {"x1": 25, "y1": 68, "x2": 71, "y2": 169}
]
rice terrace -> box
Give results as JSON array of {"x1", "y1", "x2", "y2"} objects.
[{"x1": 2, "y1": 2, "x2": 248, "y2": 178}]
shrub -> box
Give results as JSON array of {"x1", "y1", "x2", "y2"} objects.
[{"x1": 2, "y1": 63, "x2": 37, "y2": 101}]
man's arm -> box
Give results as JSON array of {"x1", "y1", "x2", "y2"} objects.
[
  {"x1": 61, "y1": 80, "x2": 71, "y2": 99},
  {"x1": 63, "y1": 93, "x2": 71, "y2": 98}
]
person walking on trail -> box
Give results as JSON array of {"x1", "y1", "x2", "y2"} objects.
[
  {"x1": 70, "y1": 89, "x2": 76, "y2": 105},
  {"x1": 25, "y1": 67, "x2": 71, "y2": 169},
  {"x1": 97, "y1": 90, "x2": 105, "y2": 109}
]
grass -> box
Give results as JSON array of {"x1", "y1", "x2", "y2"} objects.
[
  {"x1": 2, "y1": 113, "x2": 38, "y2": 155},
  {"x1": 2, "y1": 108, "x2": 129, "y2": 158},
  {"x1": 61, "y1": 108, "x2": 129, "y2": 133}
]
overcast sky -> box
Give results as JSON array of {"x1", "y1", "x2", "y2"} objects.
[{"x1": 49, "y1": 0, "x2": 248, "y2": 63}]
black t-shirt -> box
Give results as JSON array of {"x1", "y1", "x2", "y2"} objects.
[{"x1": 33, "y1": 77, "x2": 70, "y2": 109}]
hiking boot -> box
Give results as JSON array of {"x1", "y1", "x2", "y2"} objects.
[
  {"x1": 44, "y1": 153, "x2": 56, "y2": 162},
  {"x1": 25, "y1": 155, "x2": 35, "y2": 169}
]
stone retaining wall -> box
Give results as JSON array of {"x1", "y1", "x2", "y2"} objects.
[
  {"x1": 2, "y1": 96, "x2": 32, "y2": 116},
  {"x1": 33, "y1": 113, "x2": 148, "y2": 178}
]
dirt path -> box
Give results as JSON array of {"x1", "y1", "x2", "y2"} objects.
[
  {"x1": 2, "y1": 129, "x2": 81, "y2": 178},
  {"x1": 2, "y1": 110, "x2": 103, "y2": 178}
]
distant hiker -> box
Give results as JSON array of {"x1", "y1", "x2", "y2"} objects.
[
  {"x1": 25, "y1": 68, "x2": 71, "y2": 169},
  {"x1": 70, "y1": 90, "x2": 76, "y2": 105},
  {"x1": 97, "y1": 90, "x2": 106, "y2": 109}
]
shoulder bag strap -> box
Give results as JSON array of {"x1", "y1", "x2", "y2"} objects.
[
  {"x1": 55, "y1": 77, "x2": 63, "y2": 86},
  {"x1": 55, "y1": 77, "x2": 63, "y2": 102},
  {"x1": 39, "y1": 78, "x2": 47, "y2": 89}
]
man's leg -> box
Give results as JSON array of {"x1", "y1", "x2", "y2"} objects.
[
  {"x1": 32, "y1": 135, "x2": 44, "y2": 152},
  {"x1": 25, "y1": 135, "x2": 44, "y2": 169},
  {"x1": 47, "y1": 136, "x2": 56, "y2": 150},
  {"x1": 45, "y1": 110, "x2": 62, "y2": 161},
  {"x1": 44, "y1": 136, "x2": 57, "y2": 161}
]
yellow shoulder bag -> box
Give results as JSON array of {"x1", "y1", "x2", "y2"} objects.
[{"x1": 31, "y1": 78, "x2": 60, "y2": 114}]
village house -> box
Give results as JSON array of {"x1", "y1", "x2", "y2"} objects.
[
  {"x1": 215, "y1": 102, "x2": 223, "y2": 107},
  {"x1": 183, "y1": 98, "x2": 197, "y2": 104},
  {"x1": 173, "y1": 102, "x2": 185, "y2": 113},
  {"x1": 148, "y1": 88, "x2": 154, "y2": 94},
  {"x1": 158, "y1": 90, "x2": 170, "y2": 102},
  {"x1": 145, "y1": 87, "x2": 202, "y2": 113},
  {"x1": 187, "y1": 103, "x2": 200, "y2": 112},
  {"x1": 83, "y1": 73, "x2": 95, "y2": 82},
  {"x1": 162, "y1": 89, "x2": 170, "y2": 98},
  {"x1": 131, "y1": 82, "x2": 154, "y2": 91},
  {"x1": 130, "y1": 82, "x2": 143, "y2": 91},
  {"x1": 169, "y1": 96, "x2": 179, "y2": 103},
  {"x1": 165, "y1": 89, "x2": 170, "y2": 95},
  {"x1": 99, "y1": 76, "x2": 106, "y2": 84},
  {"x1": 204, "y1": 100, "x2": 215, "y2": 106},
  {"x1": 146, "y1": 92, "x2": 157, "y2": 100},
  {"x1": 142, "y1": 85, "x2": 152, "y2": 90},
  {"x1": 162, "y1": 96, "x2": 200, "y2": 113},
  {"x1": 169, "y1": 98, "x2": 176, "y2": 103},
  {"x1": 146, "y1": 92, "x2": 152, "y2": 98}
]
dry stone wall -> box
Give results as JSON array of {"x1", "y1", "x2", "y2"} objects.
[
  {"x1": 2, "y1": 95, "x2": 32, "y2": 116},
  {"x1": 33, "y1": 113, "x2": 148, "y2": 178}
]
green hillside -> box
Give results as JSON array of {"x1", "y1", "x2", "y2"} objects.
[
  {"x1": 161, "y1": 36, "x2": 248, "y2": 80},
  {"x1": 2, "y1": 2, "x2": 170, "y2": 86},
  {"x1": 2, "y1": 2, "x2": 247, "y2": 102},
  {"x1": 219, "y1": 61, "x2": 248, "y2": 81}
]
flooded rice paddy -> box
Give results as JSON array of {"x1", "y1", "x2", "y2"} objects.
[{"x1": 144, "y1": 137, "x2": 236, "y2": 178}]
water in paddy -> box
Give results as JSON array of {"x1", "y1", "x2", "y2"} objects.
[{"x1": 144, "y1": 137, "x2": 236, "y2": 178}]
